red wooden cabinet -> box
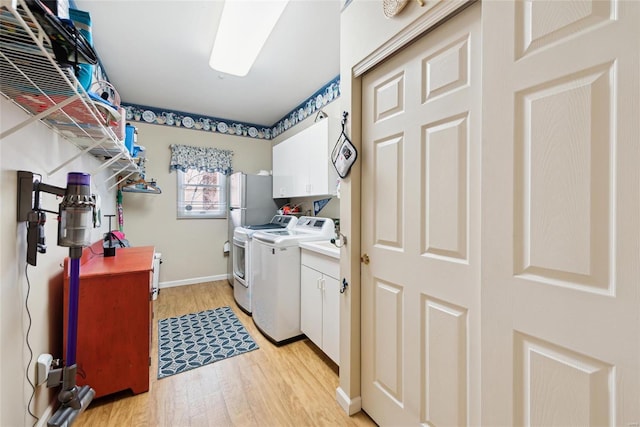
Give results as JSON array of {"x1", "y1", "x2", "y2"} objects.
[{"x1": 63, "y1": 244, "x2": 155, "y2": 398}]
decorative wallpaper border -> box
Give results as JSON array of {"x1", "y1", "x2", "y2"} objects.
[
  {"x1": 121, "y1": 75, "x2": 340, "y2": 141},
  {"x1": 121, "y1": 103, "x2": 271, "y2": 139},
  {"x1": 270, "y1": 75, "x2": 340, "y2": 139}
]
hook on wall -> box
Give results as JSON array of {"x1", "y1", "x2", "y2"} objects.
[{"x1": 314, "y1": 110, "x2": 327, "y2": 122}]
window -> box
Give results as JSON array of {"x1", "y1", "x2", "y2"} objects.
[{"x1": 177, "y1": 169, "x2": 227, "y2": 219}]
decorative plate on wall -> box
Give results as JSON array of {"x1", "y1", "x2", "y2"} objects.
[
  {"x1": 142, "y1": 110, "x2": 156, "y2": 123},
  {"x1": 182, "y1": 116, "x2": 194, "y2": 128}
]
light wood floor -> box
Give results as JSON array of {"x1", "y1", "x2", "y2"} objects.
[{"x1": 74, "y1": 281, "x2": 376, "y2": 427}]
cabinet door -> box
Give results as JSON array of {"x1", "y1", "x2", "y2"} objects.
[
  {"x1": 322, "y1": 274, "x2": 340, "y2": 365},
  {"x1": 300, "y1": 265, "x2": 323, "y2": 347},
  {"x1": 303, "y1": 120, "x2": 330, "y2": 195},
  {"x1": 290, "y1": 131, "x2": 309, "y2": 197},
  {"x1": 272, "y1": 141, "x2": 292, "y2": 197},
  {"x1": 273, "y1": 131, "x2": 307, "y2": 197}
]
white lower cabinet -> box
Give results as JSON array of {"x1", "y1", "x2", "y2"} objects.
[{"x1": 300, "y1": 249, "x2": 340, "y2": 365}]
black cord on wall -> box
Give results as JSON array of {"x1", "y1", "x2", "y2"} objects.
[{"x1": 24, "y1": 259, "x2": 38, "y2": 425}]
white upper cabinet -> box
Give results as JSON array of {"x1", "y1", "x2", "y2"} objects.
[{"x1": 272, "y1": 118, "x2": 339, "y2": 198}]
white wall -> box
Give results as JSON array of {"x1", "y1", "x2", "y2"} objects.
[
  {"x1": 1, "y1": 97, "x2": 117, "y2": 426},
  {"x1": 119, "y1": 122, "x2": 273, "y2": 285}
]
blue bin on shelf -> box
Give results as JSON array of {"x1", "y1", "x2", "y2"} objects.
[
  {"x1": 68, "y1": 8, "x2": 93, "y2": 91},
  {"x1": 133, "y1": 144, "x2": 146, "y2": 158},
  {"x1": 125, "y1": 125, "x2": 135, "y2": 156}
]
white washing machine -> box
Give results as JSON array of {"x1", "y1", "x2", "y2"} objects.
[
  {"x1": 232, "y1": 215, "x2": 297, "y2": 314},
  {"x1": 251, "y1": 216, "x2": 335, "y2": 344}
]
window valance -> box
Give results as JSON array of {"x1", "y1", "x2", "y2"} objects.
[{"x1": 169, "y1": 144, "x2": 233, "y2": 175}]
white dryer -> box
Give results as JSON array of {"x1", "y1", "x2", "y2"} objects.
[
  {"x1": 251, "y1": 216, "x2": 335, "y2": 344},
  {"x1": 232, "y1": 215, "x2": 297, "y2": 314}
]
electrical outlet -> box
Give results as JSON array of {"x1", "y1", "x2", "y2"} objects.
[{"x1": 36, "y1": 353, "x2": 52, "y2": 386}]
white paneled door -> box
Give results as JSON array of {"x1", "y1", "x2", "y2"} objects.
[
  {"x1": 361, "y1": 4, "x2": 481, "y2": 425},
  {"x1": 362, "y1": 0, "x2": 640, "y2": 425},
  {"x1": 482, "y1": 1, "x2": 640, "y2": 426}
]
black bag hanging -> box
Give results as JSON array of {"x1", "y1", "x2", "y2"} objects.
[
  {"x1": 331, "y1": 111, "x2": 357, "y2": 178},
  {"x1": 25, "y1": 0, "x2": 99, "y2": 66}
]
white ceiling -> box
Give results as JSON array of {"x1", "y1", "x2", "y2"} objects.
[{"x1": 74, "y1": 0, "x2": 341, "y2": 127}]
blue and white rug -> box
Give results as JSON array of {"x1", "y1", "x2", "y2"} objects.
[{"x1": 158, "y1": 306, "x2": 258, "y2": 379}]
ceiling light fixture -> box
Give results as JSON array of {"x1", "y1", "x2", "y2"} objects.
[{"x1": 209, "y1": 0, "x2": 289, "y2": 77}]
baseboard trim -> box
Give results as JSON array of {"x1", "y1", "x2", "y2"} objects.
[
  {"x1": 35, "y1": 399, "x2": 56, "y2": 427},
  {"x1": 159, "y1": 274, "x2": 226, "y2": 289},
  {"x1": 336, "y1": 386, "x2": 362, "y2": 416}
]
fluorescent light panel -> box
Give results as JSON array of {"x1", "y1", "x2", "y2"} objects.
[{"x1": 209, "y1": 0, "x2": 289, "y2": 77}]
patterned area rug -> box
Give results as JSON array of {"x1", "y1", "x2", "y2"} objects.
[{"x1": 158, "y1": 306, "x2": 258, "y2": 379}]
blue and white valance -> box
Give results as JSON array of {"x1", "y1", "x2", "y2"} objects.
[{"x1": 169, "y1": 144, "x2": 233, "y2": 175}]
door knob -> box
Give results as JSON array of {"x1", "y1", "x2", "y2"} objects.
[{"x1": 361, "y1": 254, "x2": 370, "y2": 264}]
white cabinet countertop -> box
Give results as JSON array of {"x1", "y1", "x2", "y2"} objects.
[{"x1": 299, "y1": 241, "x2": 340, "y2": 259}]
